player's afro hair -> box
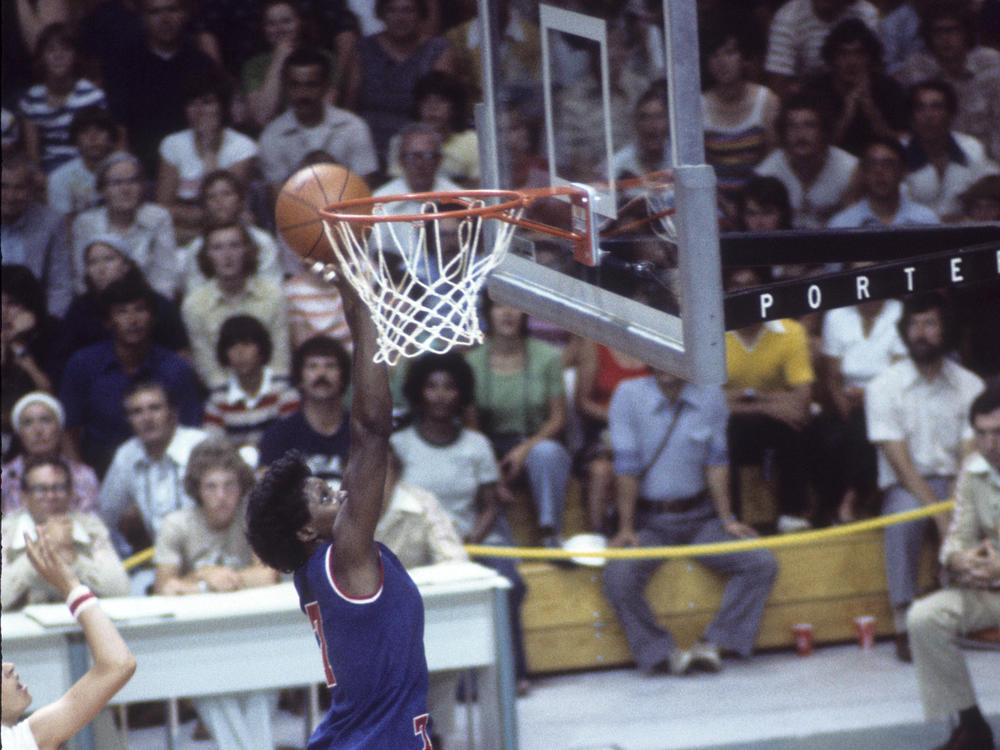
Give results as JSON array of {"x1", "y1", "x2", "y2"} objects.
[{"x1": 245, "y1": 451, "x2": 314, "y2": 573}]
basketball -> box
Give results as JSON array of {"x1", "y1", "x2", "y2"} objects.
[{"x1": 275, "y1": 164, "x2": 371, "y2": 265}]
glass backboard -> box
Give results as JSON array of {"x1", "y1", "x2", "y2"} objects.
[{"x1": 476, "y1": 0, "x2": 726, "y2": 384}]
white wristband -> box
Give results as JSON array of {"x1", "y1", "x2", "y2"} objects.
[{"x1": 66, "y1": 585, "x2": 98, "y2": 619}]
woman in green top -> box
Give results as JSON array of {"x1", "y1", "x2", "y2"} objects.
[
  {"x1": 241, "y1": 0, "x2": 338, "y2": 130},
  {"x1": 465, "y1": 297, "x2": 572, "y2": 548}
]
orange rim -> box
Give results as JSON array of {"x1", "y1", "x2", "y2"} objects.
[
  {"x1": 319, "y1": 189, "x2": 527, "y2": 224},
  {"x1": 318, "y1": 180, "x2": 675, "y2": 250}
]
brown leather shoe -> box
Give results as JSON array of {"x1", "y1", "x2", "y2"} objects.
[
  {"x1": 933, "y1": 722, "x2": 996, "y2": 750},
  {"x1": 894, "y1": 632, "x2": 912, "y2": 663}
]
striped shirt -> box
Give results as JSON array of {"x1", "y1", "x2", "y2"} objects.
[
  {"x1": 764, "y1": 0, "x2": 879, "y2": 78},
  {"x1": 703, "y1": 86, "x2": 772, "y2": 200},
  {"x1": 17, "y1": 79, "x2": 107, "y2": 173},
  {"x1": 203, "y1": 367, "x2": 301, "y2": 448},
  {"x1": 284, "y1": 272, "x2": 352, "y2": 349}
]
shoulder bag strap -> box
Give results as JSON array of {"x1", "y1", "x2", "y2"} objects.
[{"x1": 638, "y1": 401, "x2": 685, "y2": 481}]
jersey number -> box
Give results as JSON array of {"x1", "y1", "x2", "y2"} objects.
[
  {"x1": 413, "y1": 714, "x2": 433, "y2": 749},
  {"x1": 305, "y1": 601, "x2": 336, "y2": 687}
]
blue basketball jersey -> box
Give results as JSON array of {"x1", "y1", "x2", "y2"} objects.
[{"x1": 294, "y1": 542, "x2": 433, "y2": 749}]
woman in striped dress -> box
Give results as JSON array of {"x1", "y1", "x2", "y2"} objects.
[
  {"x1": 17, "y1": 23, "x2": 107, "y2": 173},
  {"x1": 701, "y1": 23, "x2": 779, "y2": 227}
]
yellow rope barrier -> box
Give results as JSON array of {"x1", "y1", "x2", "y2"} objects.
[
  {"x1": 121, "y1": 500, "x2": 953, "y2": 569},
  {"x1": 123, "y1": 547, "x2": 154, "y2": 571},
  {"x1": 464, "y1": 500, "x2": 954, "y2": 560}
]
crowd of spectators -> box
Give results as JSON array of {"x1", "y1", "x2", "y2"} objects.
[{"x1": 2, "y1": 0, "x2": 1000, "y2": 748}]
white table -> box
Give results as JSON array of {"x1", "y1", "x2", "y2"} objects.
[{"x1": 2, "y1": 563, "x2": 517, "y2": 750}]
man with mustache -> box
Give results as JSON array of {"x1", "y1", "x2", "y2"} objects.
[
  {"x1": 258, "y1": 335, "x2": 352, "y2": 484},
  {"x1": 866, "y1": 292, "x2": 984, "y2": 662},
  {"x1": 258, "y1": 46, "x2": 377, "y2": 204},
  {"x1": 754, "y1": 93, "x2": 860, "y2": 228}
]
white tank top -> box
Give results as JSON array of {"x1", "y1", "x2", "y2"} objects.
[{"x1": 1, "y1": 721, "x2": 40, "y2": 750}]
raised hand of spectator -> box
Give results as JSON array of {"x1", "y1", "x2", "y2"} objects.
[
  {"x1": 274, "y1": 38, "x2": 296, "y2": 68},
  {"x1": 843, "y1": 74, "x2": 874, "y2": 116},
  {"x1": 2, "y1": 304, "x2": 36, "y2": 344}
]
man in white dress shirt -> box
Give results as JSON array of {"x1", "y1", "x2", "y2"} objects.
[
  {"x1": 372, "y1": 123, "x2": 461, "y2": 271},
  {"x1": 901, "y1": 80, "x2": 999, "y2": 221},
  {"x1": 99, "y1": 380, "x2": 209, "y2": 556},
  {"x1": 754, "y1": 93, "x2": 860, "y2": 228},
  {"x1": 866, "y1": 292, "x2": 984, "y2": 661},
  {"x1": 258, "y1": 47, "x2": 377, "y2": 199}
]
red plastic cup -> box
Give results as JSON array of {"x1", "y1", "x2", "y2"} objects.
[
  {"x1": 854, "y1": 616, "x2": 876, "y2": 651},
  {"x1": 792, "y1": 623, "x2": 814, "y2": 656}
]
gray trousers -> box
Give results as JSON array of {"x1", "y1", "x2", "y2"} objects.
[
  {"x1": 882, "y1": 477, "x2": 952, "y2": 610},
  {"x1": 908, "y1": 588, "x2": 1000, "y2": 720},
  {"x1": 523, "y1": 439, "x2": 571, "y2": 532},
  {"x1": 602, "y1": 504, "x2": 778, "y2": 672}
]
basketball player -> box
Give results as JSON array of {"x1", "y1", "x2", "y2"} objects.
[
  {"x1": 245, "y1": 270, "x2": 434, "y2": 749},
  {"x1": 2, "y1": 533, "x2": 136, "y2": 749}
]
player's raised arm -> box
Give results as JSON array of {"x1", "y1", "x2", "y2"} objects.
[
  {"x1": 5, "y1": 534, "x2": 136, "y2": 750},
  {"x1": 329, "y1": 273, "x2": 393, "y2": 596}
]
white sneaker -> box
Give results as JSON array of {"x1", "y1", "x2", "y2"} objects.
[
  {"x1": 777, "y1": 515, "x2": 811, "y2": 534},
  {"x1": 690, "y1": 641, "x2": 722, "y2": 672},
  {"x1": 668, "y1": 648, "x2": 693, "y2": 676}
]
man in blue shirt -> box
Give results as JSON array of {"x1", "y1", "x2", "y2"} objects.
[
  {"x1": 60, "y1": 275, "x2": 202, "y2": 476},
  {"x1": 827, "y1": 137, "x2": 939, "y2": 228},
  {"x1": 602, "y1": 370, "x2": 779, "y2": 675}
]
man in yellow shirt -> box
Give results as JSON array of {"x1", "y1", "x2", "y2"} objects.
[{"x1": 724, "y1": 266, "x2": 815, "y2": 533}]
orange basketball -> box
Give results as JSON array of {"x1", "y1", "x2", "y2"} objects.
[{"x1": 275, "y1": 164, "x2": 371, "y2": 265}]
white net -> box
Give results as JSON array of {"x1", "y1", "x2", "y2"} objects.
[{"x1": 321, "y1": 197, "x2": 524, "y2": 366}]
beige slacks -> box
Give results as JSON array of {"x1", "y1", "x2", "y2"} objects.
[{"x1": 907, "y1": 587, "x2": 1000, "y2": 720}]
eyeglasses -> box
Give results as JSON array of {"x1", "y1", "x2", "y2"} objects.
[
  {"x1": 402, "y1": 151, "x2": 440, "y2": 162},
  {"x1": 26, "y1": 483, "x2": 71, "y2": 495},
  {"x1": 105, "y1": 177, "x2": 142, "y2": 188},
  {"x1": 929, "y1": 23, "x2": 963, "y2": 35}
]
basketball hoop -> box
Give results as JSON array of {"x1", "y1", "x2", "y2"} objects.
[{"x1": 318, "y1": 186, "x2": 599, "y2": 365}]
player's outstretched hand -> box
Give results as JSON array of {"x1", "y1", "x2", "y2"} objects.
[{"x1": 25, "y1": 532, "x2": 81, "y2": 599}]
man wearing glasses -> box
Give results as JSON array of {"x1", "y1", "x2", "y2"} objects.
[
  {"x1": 371, "y1": 122, "x2": 461, "y2": 262},
  {"x1": 1, "y1": 455, "x2": 129, "y2": 610},
  {"x1": 374, "y1": 123, "x2": 460, "y2": 201}
]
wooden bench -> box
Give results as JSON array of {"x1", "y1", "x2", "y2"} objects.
[{"x1": 519, "y1": 530, "x2": 937, "y2": 674}]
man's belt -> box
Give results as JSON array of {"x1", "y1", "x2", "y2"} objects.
[{"x1": 636, "y1": 492, "x2": 707, "y2": 515}]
